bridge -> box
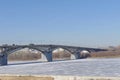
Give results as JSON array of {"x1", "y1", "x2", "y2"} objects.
[{"x1": 0, "y1": 44, "x2": 107, "y2": 66}]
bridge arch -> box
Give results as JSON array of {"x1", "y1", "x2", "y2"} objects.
[
  {"x1": 80, "y1": 50, "x2": 91, "y2": 58},
  {"x1": 51, "y1": 47, "x2": 81, "y2": 60},
  {"x1": 4, "y1": 46, "x2": 43, "y2": 55},
  {"x1": 52, "y1": 47, "x2": 71, "y2": 60},
  {"x1": 0, "y1": 46, "x2": 52, "y2": 65},
  {"x1": 52, "y1": 47, "x2": 73, "y2": 53},
  {"x1": 8, "y1": 48, "x2": 42, "y2": 61}
]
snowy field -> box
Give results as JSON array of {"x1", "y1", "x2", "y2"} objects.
[{"x1": 0, "y1": 58, "x2": 120, "y2": 77}]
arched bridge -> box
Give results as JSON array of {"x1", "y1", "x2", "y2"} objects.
[{"x1": 0, "y1": 44, "x2": 107, "y2": 66}]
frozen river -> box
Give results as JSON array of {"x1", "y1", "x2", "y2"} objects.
[{"x1": 0, "y1": 58, "x2": 120, "y2": 77}]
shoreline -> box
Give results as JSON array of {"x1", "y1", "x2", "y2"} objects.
[{"x1": 0, "y1": 74, "x2": 120, "y2": 80}]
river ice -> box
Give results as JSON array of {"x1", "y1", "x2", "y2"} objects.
[{"x1": 0, "y1": 58, "x2": 120, "y2": 77}]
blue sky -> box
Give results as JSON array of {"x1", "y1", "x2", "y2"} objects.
[{"x1": 0, "y1": 0, "x2": 120, "y2": 47}]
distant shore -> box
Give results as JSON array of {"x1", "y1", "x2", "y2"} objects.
[{"x1": 89, "y1": 47, "x2": 120, "y2": 58}]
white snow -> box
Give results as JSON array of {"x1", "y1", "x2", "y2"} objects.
[{"x1": 0, "y1": 58, "x2": 120, "y2": 77}]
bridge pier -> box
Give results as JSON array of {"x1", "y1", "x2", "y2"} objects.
[
  {"x1": 0, "y1": 54, "x2": 8, "y2": 66},
  {"x1": 41, "y1": 52, "x2": 52, "y2": 62},
  {"x1": 71, "y1": 52, "x2": 80, "y2": 60}
]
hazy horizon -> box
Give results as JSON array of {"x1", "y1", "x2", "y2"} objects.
[{"x1": 0, "y1": 0, "x2": 120, "y2": 48}]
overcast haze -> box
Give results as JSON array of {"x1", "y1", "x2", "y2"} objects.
[{"x1": 0, "y1": 0, "x2": 120, "y2": 47}]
